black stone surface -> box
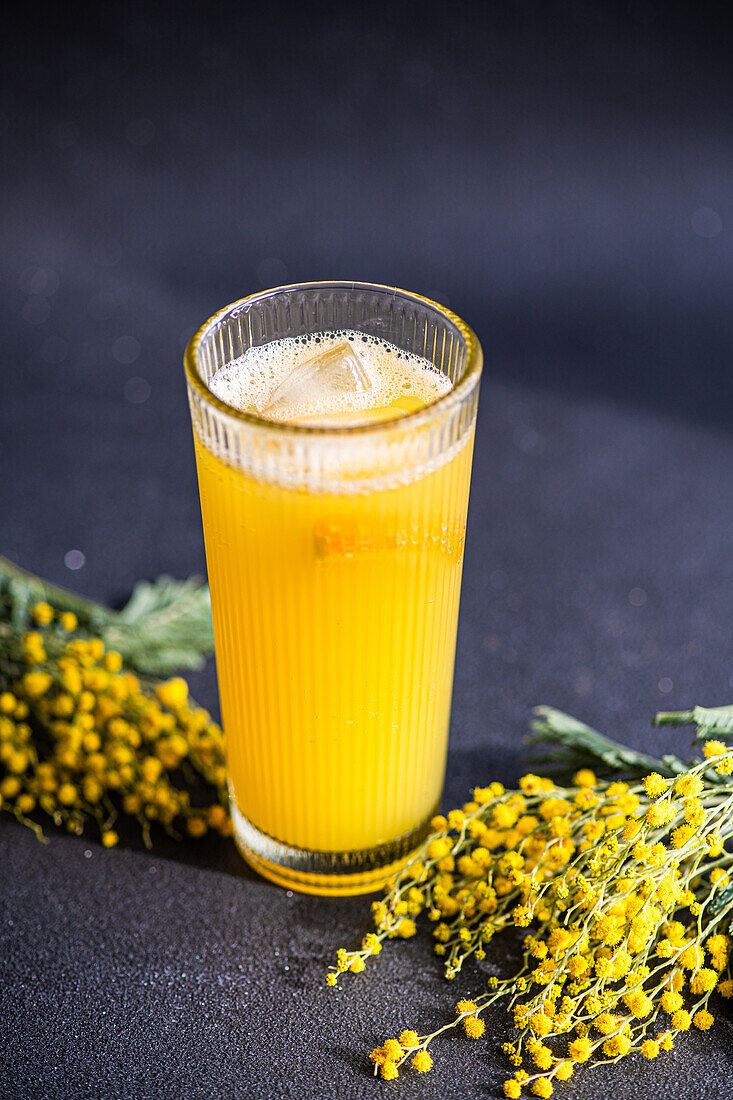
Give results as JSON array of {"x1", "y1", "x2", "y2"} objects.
[
  {"x1": 2, "y1": 379, "x2": 733, "y2": 1099},
  {"x1": 3, "y1": 3, "x2": 733, "y2": 1097}
]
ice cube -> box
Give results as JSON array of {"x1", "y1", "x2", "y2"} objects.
[{"x1": 263, "y1": 340, "x2": 373, "y2": 418}]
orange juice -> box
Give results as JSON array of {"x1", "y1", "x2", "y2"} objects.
[{"x1": 187, "y1": 306, "x2": 481, "y2": 896}]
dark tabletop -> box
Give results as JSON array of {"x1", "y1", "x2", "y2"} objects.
[
  {"x1": 2, "y1": 3, "x2": 733, "y2": 1098},
  {"x1": 2, "y1": 378, "x2": 733, "y2": 1099}
]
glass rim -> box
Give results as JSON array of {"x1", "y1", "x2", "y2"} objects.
[{"x1": 184, "y1": 281, "x2": 483, "y2": 437}]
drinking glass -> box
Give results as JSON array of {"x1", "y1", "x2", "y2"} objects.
[{"x1": 185, "y1": 282, "x2": 482, "y2": 894}]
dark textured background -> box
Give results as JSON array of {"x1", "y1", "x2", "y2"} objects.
[{"x1": 1, "y1": 3, "x2": 733, "y2": 1098}]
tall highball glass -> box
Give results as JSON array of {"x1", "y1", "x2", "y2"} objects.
[{"x1": 185, "y1": 283, "x2": 482, "y2": 894}]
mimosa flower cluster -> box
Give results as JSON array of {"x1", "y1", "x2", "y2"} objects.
[
  {"x1": 328, "y1": 707, "x2": 733, "y2": 1096},
  {"x1": 0, "y1": 601, "x2": 229, "y2": 846}
]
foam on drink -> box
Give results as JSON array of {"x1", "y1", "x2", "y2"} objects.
[{"x1": 209, "y1": 330, "x2": 452, "y2": 425}]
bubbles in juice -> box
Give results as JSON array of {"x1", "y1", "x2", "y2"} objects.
[{"x1": 208, "y1": 330, "x2": 452, "y2": 425}]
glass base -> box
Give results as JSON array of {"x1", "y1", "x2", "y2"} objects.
[{"x1": 230, "y1": 793, "x2": 436, "y2": 897}]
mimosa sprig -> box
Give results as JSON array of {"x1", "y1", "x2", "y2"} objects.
[
  {"x1": 0, "y1": 554, "x2": 214, "y2": 675},
  {"x1": 0, "y1": 556, "x2": 226, "y2": 847},
  {"x1": 328, "y1": 706, "x2": 733, "y2": 1096}
]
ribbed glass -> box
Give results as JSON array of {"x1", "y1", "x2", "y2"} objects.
[{"x1": 185, "y1": 283, "x2": 482, "y2": 895}]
